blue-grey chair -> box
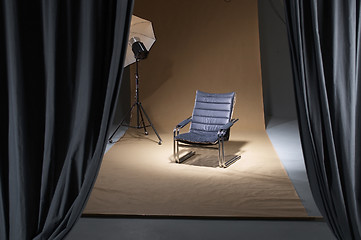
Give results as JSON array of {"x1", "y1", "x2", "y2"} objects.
[{"x1": 173, "y1": 90, "x2": 241, "y2": 168}]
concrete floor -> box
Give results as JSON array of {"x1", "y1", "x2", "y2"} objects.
[
  {"x1": 66, "y1": 217, "x2": 334, "y2": 240},
  {"x1": 66, "y1": 118, "x2": 336, "y2": 240}
]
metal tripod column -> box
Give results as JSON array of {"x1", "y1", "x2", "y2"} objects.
[
  {"x1": 108, "y1": 59, "x2": 162, "y2": 145},
  {"x1": 133, "y1": 59, "x2": 162, "y2": 144}
]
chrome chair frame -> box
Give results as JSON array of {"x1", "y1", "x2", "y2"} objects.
[{"x1": 173, "y1": 118, "x2": 240, "y2": 168}]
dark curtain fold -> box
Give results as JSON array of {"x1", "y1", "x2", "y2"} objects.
[
  {"x1": 285, "y1": 0, "x2": 361, "y2": 239},
  {"x1": 0, "y1": 0, "x2": 133, "y2": 239}
]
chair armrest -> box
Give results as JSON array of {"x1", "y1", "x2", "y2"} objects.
[
  {"x1": 176, "y1": 117, "x2": 192, "y2": 129},
  {"x1": 220, "y1": 118, "x2": 238, "y2": 130},
  {"x1": 218, "y1": 119, "x2": 238, "y2": 137}
]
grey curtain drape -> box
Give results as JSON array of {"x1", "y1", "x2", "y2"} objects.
[
  {"x1": 285, "y1": 0, "x2": 361, "y2": 239},
  {"x1": 0, "y1": 0, "x2": 133, "y2": 239}
]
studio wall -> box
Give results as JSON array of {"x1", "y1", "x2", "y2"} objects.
[
  {"x1": 258, "y1": 0, "x2": 297, "y2": 123},
  {"x1": 130, "y1": 0, "x2": 265, "y2": 132}
]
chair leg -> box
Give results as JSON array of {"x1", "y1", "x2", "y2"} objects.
[
  {"x1": 173, "y1": 131, "x2": 196, "y2": 163},
  {"x1": 218, "y1": 137, "x2": 225, "y2": 167},
  {"x1": 178, "y1": 151, "x2": 196, "y2": 163},
  {"x1": 218, "y1": 137, "x2": 241, "y2": 168},
  {"x1": 173, "y1": 130, "x2": 179, "y2": 163}
]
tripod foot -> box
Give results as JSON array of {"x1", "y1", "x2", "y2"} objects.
[
  {"x1": 109, "y1": 139, "x2": 114, "y2": 143},
  {"x1": 158, "y1": 141, "x2": 162, "y2": 145},
  {"x1": 145, "y1": 131, "x2": 148, "y2": 135}
]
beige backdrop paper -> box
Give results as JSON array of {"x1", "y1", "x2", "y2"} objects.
[
  {"x1": 84, "y1": 130, "x2": 308, "y2": 218},
  {"x1": 130, "y1": 0, "x2": 265, "y2": 132},
  {"x1": 83, "y1": 1, "x2": 310, "y2": 218}
]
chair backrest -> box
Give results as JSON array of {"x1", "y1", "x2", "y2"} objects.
[{"x1": 190, "y1": 90, "x2": 235, "y2": 134}]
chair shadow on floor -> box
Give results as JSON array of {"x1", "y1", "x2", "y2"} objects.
[{"x1": 174, "y1": 141, "x2": 248, "y2": 168}]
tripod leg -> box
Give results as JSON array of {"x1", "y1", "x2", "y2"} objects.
[
  {"x1": 139, "y1": 103, "x2": 163, "y2": 145},
  {"x1": 108, "y1": 102, "x2": 136, "y2": 143},
  {"x1": 137, "y1": 102, "x2": 148, "y2": 135}
]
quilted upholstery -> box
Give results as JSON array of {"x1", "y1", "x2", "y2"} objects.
[
  {"x1": 175, "y1": 90, "x2": 235, "y2": 144},
  {"x1": 175, "y1": 131, "x2": 219, "y2": 144}
]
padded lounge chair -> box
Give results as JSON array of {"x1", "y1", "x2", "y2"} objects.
[{"x1": 173, "y1": 90, "x2": 241, "y2": 168}]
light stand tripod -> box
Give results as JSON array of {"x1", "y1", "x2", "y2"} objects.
[{"x1": 108, "y1": 59, "x2": 162, "y2": 145}]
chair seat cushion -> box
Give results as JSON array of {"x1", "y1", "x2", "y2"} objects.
[{"x1": 175, "y1": 131, "x2": 219, "y2": 144}]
